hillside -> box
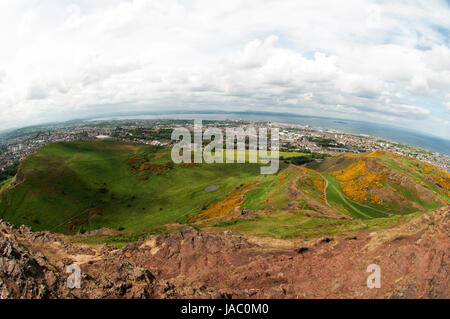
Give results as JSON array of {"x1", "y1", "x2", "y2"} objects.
[
  {"x1": 308, "y1": 150, "x2": 449, "y2": 218},
  {"x1": 1, "y1": 206, "x2": 448, "y2": 298},
  {"x1": 0, "y1": 141, "x2": 267, "y2": 234},
  {"x1": 0, "y1": 141, "x2": 449, "y2": 299},
  {"x1": 0, "y1": 141, "x2": 448, "y2": 244}
]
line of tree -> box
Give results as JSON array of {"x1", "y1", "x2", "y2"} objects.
[
  {"x1": 281, "y1": 152, "x2": 330, "y2": 165},
  {"x1": 306, "y1": 136, "x2": 344, "y2": 148},
  {"x1": 0, "y1": 162, "x2": 18, "y2": 183}
]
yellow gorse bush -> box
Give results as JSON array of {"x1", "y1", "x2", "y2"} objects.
[{"x1": 331, "y1": 159, "x2": 386, "y2": 203}]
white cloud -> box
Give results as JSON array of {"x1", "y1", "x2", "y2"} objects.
[
  {"x1": 445, "y1": 101, "x2": 450, "y2": 111},
  {"x1": 0, "y1": 0, "x2": 449, "y2": 138}
]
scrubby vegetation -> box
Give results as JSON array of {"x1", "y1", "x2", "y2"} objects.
[
  {"x1": 310, "y1": 151, "x2": 449, "y2": 217},
  {"x1": 282, "y1": 152, "x2": 330, "y2": 165},
  {"x1": 189, "y1": 182, "x2": 257, "y2": 221},
  {"x1": 0, "y1": 162, "x2": 18, "y2": 183}
]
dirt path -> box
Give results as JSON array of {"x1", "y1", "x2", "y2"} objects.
[
  {"x1": 287, "y1": 165, "x2": 302, "y2": 200},
  {"x1": 318, "y1": 173, "x2": 331, "y2": 207},
  {"x1": 351, "y1": 196, "x2": 394, "y2": 217}
]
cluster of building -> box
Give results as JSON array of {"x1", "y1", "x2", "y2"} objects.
[
  {"x1": 0, "y1": 119, "x2": 448, "y2": 173},
  {"x1": 275, "y1": 122, "x2": 449, "y2": 171},
  {"x1": 0, "y1": 127, "x2": 112, "y2": 170}
]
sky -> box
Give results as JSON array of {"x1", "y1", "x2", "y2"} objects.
[{"x1": 0, "y1": 0, "x2": 449, "y2": 139}]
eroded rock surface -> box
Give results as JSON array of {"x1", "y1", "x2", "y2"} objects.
[{"x1": 0, "y1": 206, "x2": 449, "y2": 299}]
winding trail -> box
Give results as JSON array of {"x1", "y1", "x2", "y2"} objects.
[
  {"x1": 328, "y1": 183, "x2": 372, "y2": 218},
  {"x1": 320, "y1": 173, "x2": 393, "y2": 218},
  {"x1": 319, "y1": 173, "x2": 331, "y2": 207}
]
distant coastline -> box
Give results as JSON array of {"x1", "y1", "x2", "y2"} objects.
[{"x1": 90, "y1": 111, "x2": 450, "y2": 156}]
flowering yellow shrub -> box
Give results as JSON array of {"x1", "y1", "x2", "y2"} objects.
[
  {"x1": 370, "y1": 194, "x2": 382, "y2": 205},
  {"x1": 423, "y1": 167, "x2": 433, "y2": 173},
  {"x1": 367, "y1": 150, "x2": 385, "y2": 157},
  {"x1": 340, "y1": 171, "x2": 387, "y2": 202},
  {"x1": 313, "y1": 175, "x2": 324, "y2": 193},
  {"x1": 331, "y1": 160, "x2": 387, "y2": 203},
  {"x1": 331, "y1": 160, "x2": 367, "y2": 181},
  {"x1": 189, "y1": 182, "x2": 256, "y2": 221},
  {"x1": 432, "y1": 168, "x2": 450, "y2": 190}
]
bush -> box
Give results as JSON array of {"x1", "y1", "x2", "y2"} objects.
[
  {"x1": 283, "y1": 152, "x2": 330, "y2": 165},
  {"x1": 0, "y1": 162, "x2": 18, "y2": 183}
]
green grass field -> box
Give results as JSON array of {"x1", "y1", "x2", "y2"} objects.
[
  {"x1": 0, "y1": 141, "x2": 447, "y2": 245},
  {"x1": 213, "y1": 149, "x2": 309, "y2": 163},
  {"x1": 0, "y1": 141, "x2": 268, "y2": 233},
  {"x1": 242, "y1": 165, "x2": 300, "y2": 210}
]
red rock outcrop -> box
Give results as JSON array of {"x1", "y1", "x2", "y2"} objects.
[{"x1": 0, "y1": 206, "x2": 448, "y2": 299}]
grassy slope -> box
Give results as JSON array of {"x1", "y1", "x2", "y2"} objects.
[
  {"x1": 381, "y1": 154, "x2": 449, "y2": 204},
  {"x1": 0, "y1": 179, "x2": 10, "y2": 192},
  {"x1": 0, "y1": 142, "x2": 447, "y2": 246},
  {"x1": 0, "y1": 141, "x2": 266, "y2": 233},
  {"x1": 322, "y1": 174, "x2": 390, "y2": 219},
  {"x1": 207, "y1": 210, "x2": 418, "y2": 239},
  {"x1": 242, "y1": 165, "x2": 300, "y2": 210},
  {"x1": 309, "y1": 151, "x2": 448, "y2": 217}
]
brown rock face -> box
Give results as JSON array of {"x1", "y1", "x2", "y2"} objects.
[
  {"x1": 0, "y1": 206, "x2": 449, "y2": 299},
  {"x1": 0, "y1": 232, "x2": 53, "y2": 298}
]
